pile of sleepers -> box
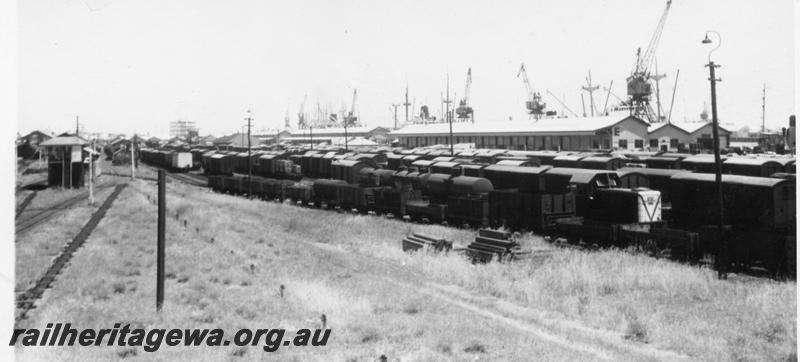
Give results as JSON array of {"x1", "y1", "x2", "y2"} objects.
[
  {"x1": 465, "y1": 229, "x2": 530, "y2": 263},
  {"x1": 402, "y1": 233, "x2": 453, "y2": 252}
]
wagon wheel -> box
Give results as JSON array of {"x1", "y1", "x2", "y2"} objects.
[{"x1": 644, "y1": 238, "x2": 658, "y2": 255}]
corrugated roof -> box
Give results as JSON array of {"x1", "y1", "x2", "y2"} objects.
[
  {"x1": 40, "y1": 136, "x2": 88, "y2": 146},
  {"x1": 392, "y1": 116, "x2": 647, "y2": 136}
]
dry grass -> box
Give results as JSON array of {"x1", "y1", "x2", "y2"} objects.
[
  {"x1": 15, "y1": 180, "x2": 796, "y2": 361},
  {"x1": 203, "y1": 186, "x2": 797, "y2": 361},
  {"x1": 15, "y1": 187, "x2": 116, "y2": 292},
  {"x1": 17, "y1": 181, "x2": 589, "y2": 361}
]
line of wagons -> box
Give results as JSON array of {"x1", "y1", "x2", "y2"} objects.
[{"x1": 141, "y1": 147, "x2": 796, "y2": 276}]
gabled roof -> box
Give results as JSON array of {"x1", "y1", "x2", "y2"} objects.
[
  {"x1": 669, "y1": 121, "x2": 732, "y2": 135},
  {"x1": 22, "y1": 130, "x2": 52, "y2": 139},
  {"x1": 648, "y1": 122, "x2": 691, "y2": 135},
  {"x1": 40, "y1": 136, "x2": 89, "y2": 146}
]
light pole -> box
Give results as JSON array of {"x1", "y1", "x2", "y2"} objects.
[{"x1": 702, "y1": 30, "x2": 727, "y2": 279}]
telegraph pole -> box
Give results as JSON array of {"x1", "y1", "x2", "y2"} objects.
[
  {"x1": 761, "y1": 83, "x2": 766, "y2": 133},
  {"x1": 244, "y1": 110, "x2": 253, "y2": 197},
  {"x1": 130, "y1": 134, "x2": 136, "y2": 180},
  {"x1": 88, "y1": 139, "x2": 94, "y2": 205}
]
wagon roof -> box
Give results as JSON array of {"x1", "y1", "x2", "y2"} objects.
[
  {"x1": 331, "y1": 159, "x2": 367, "y2": 167},
  {"x1": 671, "y1": 172, "x2": 789, "y2": 187},
  {"x1": 431, "y1": 161, "x2": 462, "y2": 168},
  {"x1": 580, "y1": 156, "x2": 626, "y2": 163},
  {"x1": 723, "y1": 158, "x2": 784, "y2": 166},
  {"x1": 546, "y1": 167, "x2": 619, "y2": 184},
  {"x1": 553, "y1": 155, "x2": 587, "y2": 161},
  {"x1": 483, "y1": 165, "x2": 551, "y2": 174},
  {"x1": 616, "y1": 167, "x2": 690, "y2": 178},
  {"x1": 680, "y1": 154, "x2": 727, "y2": 163}
]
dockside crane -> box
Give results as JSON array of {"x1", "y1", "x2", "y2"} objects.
[
  {"x1": 298, "y1": 94, "x2": 308, "y2": 129},
  {"x1": 626, "y1": 0, "x2": 672, "y2": 123},
  {"x1": 344, "y1": 89, "x2": 358, "y2": 127},
  {"x1": 455, "y1": 67, "x2": 474, "y2": 122},
  {"x1": 518, "y1": 63, "x2": 546, "y2": 119}
]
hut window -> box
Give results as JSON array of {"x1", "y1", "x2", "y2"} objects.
[
  {"x1": 618, "y1": 139, "x2": 628, "y2": 149},
  {"x1": 634, "y1": 139, "x2": 643, "y2": 148}
]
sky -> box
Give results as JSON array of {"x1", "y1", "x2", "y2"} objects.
[{"x1": 16, "y1": 0, "x2": 797, "y2": 138}]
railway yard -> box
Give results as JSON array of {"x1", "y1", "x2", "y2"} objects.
[
  {"x1": 9, "y1": 1, "x2": 797, "y2": 359},
  {"x1": 11, "y1": 147, "x2": 798, "y2": 360}
]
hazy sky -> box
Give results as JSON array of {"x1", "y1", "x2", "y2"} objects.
[{"x1": 17, "y1": 0, "x2": 796, "y2": 137}]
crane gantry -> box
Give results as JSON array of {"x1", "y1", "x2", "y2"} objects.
[
  {"x1": 455, "y1": 67, "x2": 474, "y2": 122},
  {"x1": 626, "y1": 0, "x2": 673, "y2": 123},
  {"x1": 518, "y1": 63, "x2": 546, "y2": 119}
]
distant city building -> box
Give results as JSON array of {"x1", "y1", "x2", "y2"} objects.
[{"x1": 169, "y1": 120, "x2": 198, "y2": 141}]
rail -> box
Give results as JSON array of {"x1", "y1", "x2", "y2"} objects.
[{"x1": 15, "y1": 183, "x2": 128, "y2": 323}]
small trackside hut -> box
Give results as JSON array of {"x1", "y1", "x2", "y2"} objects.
[{"x1": 40, "y1": 136, "x2": 90, "y2": 189}]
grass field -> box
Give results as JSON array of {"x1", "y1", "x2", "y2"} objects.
[
  {"x1": 15, "y1": 186, "x2": 116, "y2": 294},
  {"x1": 14, "y1": 179, "x2": 796, "y2": 361}
]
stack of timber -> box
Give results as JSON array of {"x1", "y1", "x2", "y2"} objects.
[
  {"x1": 466, "y1": 229, "x2": 530, "y2": 263},
  {"x1": 402, "y1": 233, "x2": 453, "y2": 252}
]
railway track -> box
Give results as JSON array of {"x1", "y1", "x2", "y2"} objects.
[
  {"x1": 15, "y1": 180, "x2": 118, "y2": 236},
  {"x1": 15, "y1": 191, "x2": 38, "y2": 217},
  {"x1": 137, "y1": 163, "x2": 208, "y2": 186},
  {"x1": 15, "y1": 183, "x2": 128, "y2": 323},
  {"x1": 164, "y1": 171, "x2": 208, "y2": 187}
]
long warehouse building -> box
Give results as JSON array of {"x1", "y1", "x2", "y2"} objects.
[{"x1": 391, "y1": 115, "x2": 730, "y2": 152}]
